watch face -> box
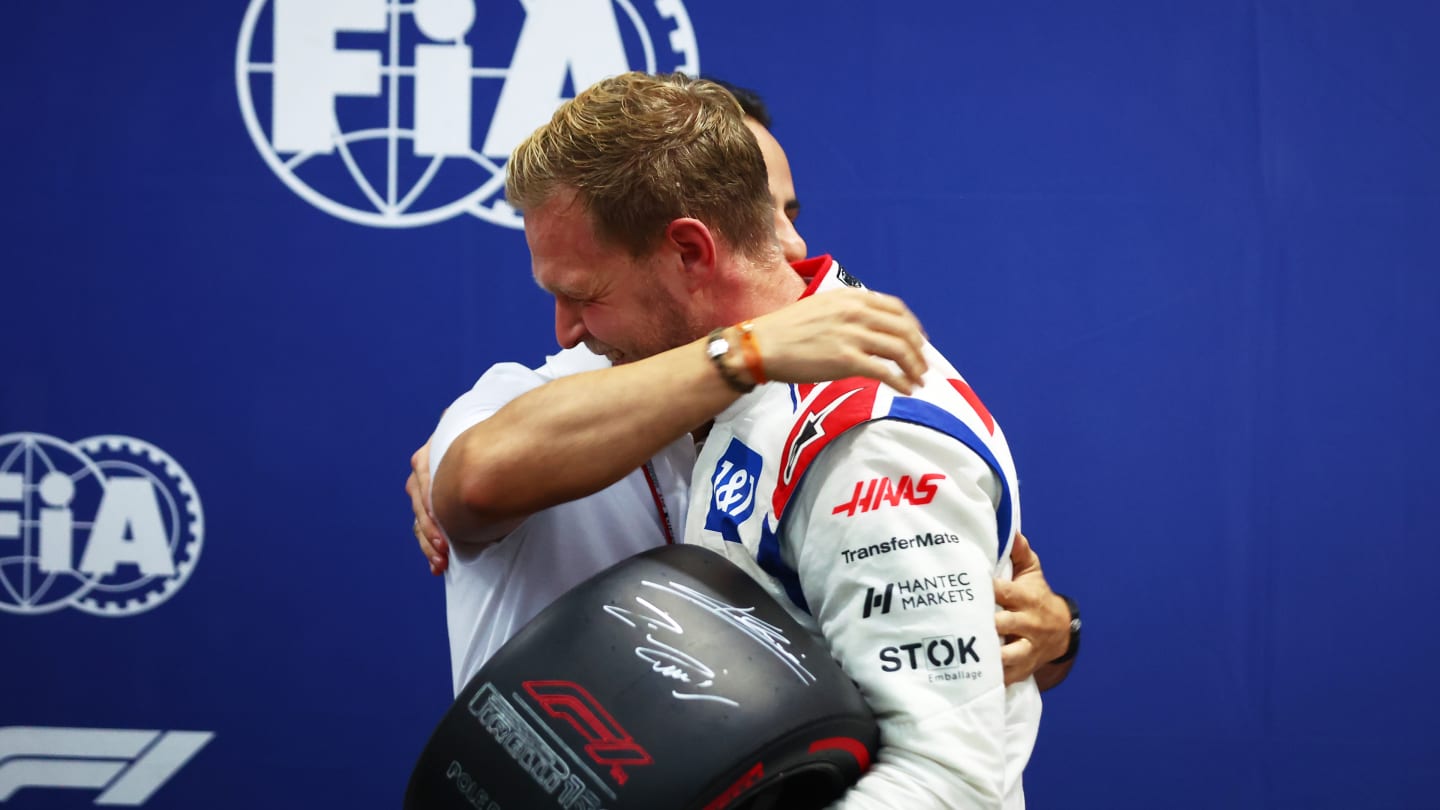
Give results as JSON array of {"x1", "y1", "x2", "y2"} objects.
[{"x1": 708, "y1": 338, "x2": 732, "y2": 359}]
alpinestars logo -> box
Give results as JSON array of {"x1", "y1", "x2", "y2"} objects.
[
  {"x1": 0, "y1": 434, "x2": 203, "y2": 617},
  {"x1": 0, "y1": 726, "x2": 213, "y2": 805},
  {"x1": 781, "y1": 387, "x2": 862, "y2": 485},
  {"x1": 236, "y1": 0, "x2": 700, "y2": 229}
]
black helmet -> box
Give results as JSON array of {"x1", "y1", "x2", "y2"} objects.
[{"x1": 406, "y1": 544, "x2": 879, "y2": 809}]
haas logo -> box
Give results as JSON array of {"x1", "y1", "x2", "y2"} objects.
[
  {"x1": 831, "y1": 473, "x2": 944, "y2": 518},
  {"x1": 236, "y1": 0, "x2": 700, "y2": 229}
]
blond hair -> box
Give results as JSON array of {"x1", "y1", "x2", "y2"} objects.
[{"x1": 506, "y1": 72, "x2": 773, "y2": 258}]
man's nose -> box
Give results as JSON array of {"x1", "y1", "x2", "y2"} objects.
[
  {"x1": 554, "y1": 298, "x2": 587, "y2": 349},
  {"x1": 776, "y1": 212, "x2": 808, "y2": 263}
]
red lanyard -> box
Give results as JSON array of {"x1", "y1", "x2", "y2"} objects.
[{"x1": 641, "y1": 461, "x2": 676, "y2": 545}]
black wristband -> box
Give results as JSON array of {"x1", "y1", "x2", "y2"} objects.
[{"x1": 1050, "y1": 593, "x2": 1081, "y2": 665}]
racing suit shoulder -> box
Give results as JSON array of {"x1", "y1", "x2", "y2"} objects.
[{"x1": 782, "y1": 418, "x2": 1031, "y2": 808}]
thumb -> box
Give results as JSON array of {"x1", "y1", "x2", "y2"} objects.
[{"x1": 1009, "y1": 532, "x2": 1040, "y2": 574}]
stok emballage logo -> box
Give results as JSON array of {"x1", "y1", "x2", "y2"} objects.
[
  {"x1": 236, "y1": 0, "x2": 701, "y2": 229},
  {"x1": 0, "y1": 433, "x2": 203, "y2": 617}
]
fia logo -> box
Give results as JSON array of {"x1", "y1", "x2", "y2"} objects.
[
  {"x1": 235, "y1": 0, "x2": 701, "y2": 229},
  {"x1": 704, "y1": 438, "x2": 762, "y2": 543},
  {"x1": 0, "y1": 434, "x2": 203, "y2": 617}
]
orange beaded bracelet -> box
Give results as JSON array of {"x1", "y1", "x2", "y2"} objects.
[{"x1": 737, "y1": 320, "x2": 767, "y2": 385}]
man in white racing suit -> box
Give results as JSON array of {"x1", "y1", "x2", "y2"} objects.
[
  {"x1": 688, "y1": 256, "x2": 1039, "y2": 807},
  {"x1": 477, "y1": 71, "x2": 1039, "y2": 806}
]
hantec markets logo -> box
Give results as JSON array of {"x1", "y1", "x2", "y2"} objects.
[
  {"x1": 858, "y1": 572, "x2": 975, "y2": 619},
  {"x1": 0, "y1": 434, "x2": 203, "y2": 617},
  {"x1": 235, "y1": 0, "x2": 701, "y2": 229}
]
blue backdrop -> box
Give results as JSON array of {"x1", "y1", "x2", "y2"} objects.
[{"x1": 3, "y1": 1, "x2": 1437, "y2": 807}]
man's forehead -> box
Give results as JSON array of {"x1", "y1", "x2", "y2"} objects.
[
  {"x1": 526, "y1": 191, "x2": 615, "y2": 297},
  {"x1": 744, "y1": 117, "x2": 798, "y2": 196}
]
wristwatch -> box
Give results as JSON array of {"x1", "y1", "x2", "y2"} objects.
[{"x1": 1050, "y1": 594, "x2": 1081, "y2": 665}]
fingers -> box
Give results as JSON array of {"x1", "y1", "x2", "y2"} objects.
[
  {"x1": 411, "y1": 444, "x2": 433, "y2": 493},
  {"x1": 998, "y1": 588, "x2": 1071, "y2": 664},
  {"x1": 816, "y1": 293, "x2": 927, "y2": 388},
  {"x1": 1000, "y1": 637, "x2": 1037, "y2": 686},
  {"x1": 993, "y1": 578, "x2": 1023, "y2": 610},
  {"x1": 750, "y1": 288, "x2": 930, "y2": 387},
  {"x1": 850, "y1": 331, "x2": 926, "y2": 392},
  {"x1": 852, "y1": 293, "x2": 927, "y2": 386},
  {"x1": 995, "y1": 607, "x2": 1027, "y2": 638},
  {"x1": 406, "y1": 470, "x2": 448, "y2": 575},
  {"x1": 416, "y1": 514, "x2": 448, "y2": 575}
]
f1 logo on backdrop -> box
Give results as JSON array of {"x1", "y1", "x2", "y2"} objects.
[
  {"x1": 235, "y1": 0, "x2": 701, "y2": 229},
  {"x1": 0, "y1": 434, "x2": 203, "y2": 617},
  {"x1": 0, "y1": 726, "x2": 212, "y2": 805}
]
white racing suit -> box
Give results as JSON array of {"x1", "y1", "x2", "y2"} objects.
[{"x1": 685, "y1": 257, "x2": 1041, "y2": 808}]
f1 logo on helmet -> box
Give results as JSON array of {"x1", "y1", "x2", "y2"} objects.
[
  {"x1": 523, "y1": 680, "x2": 652, "y2": 787},
  {"x1": 236, "y1": 0, "x2": 701, "y2": 229}
]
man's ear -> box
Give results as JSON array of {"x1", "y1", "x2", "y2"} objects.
[{"x1": 664, "y1": 218, "x2": 717, "y2": 290}]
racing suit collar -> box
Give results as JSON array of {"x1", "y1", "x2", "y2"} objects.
[{"x1": 792, "y1": 255, "x2": 836, "y2": 299}]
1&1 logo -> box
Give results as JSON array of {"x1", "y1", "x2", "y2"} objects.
[
  {"x1": 235, "y1": 0, "x2": 701, "y2": 229},
  {"x1": 0, "y1": 434, "x2": 203, "y2": 617}
]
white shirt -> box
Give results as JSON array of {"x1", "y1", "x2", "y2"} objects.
[{"x1": 428, "y1": 346, "x2": 694, "y2": 695}]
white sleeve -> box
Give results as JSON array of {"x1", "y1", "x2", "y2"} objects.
[
  {"x1": 784, "y1": 420, "x2": 1008, "y2": 809},
  {"x1": 428, "y1": 362, "x2": 545, "y2": 484},
  {"x1": 426, "y1": 362, "x2": 551, "y2": 547},
  {"x1": 427, "y1": 347, "x2": 610, "y2": 484}
]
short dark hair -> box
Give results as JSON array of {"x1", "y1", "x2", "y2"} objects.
[{"x1": 704, "y1": 77, "x2": 772, "y2": 129}]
